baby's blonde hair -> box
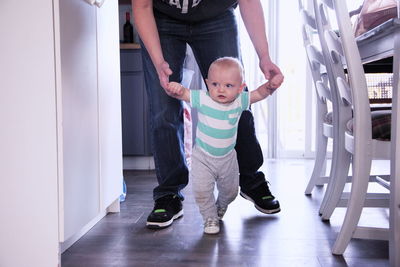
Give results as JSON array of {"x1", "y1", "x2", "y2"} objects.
[{"x1": 208, "y1": 57, "x2": 245, "y2": 83}]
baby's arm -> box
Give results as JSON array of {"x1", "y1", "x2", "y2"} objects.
[
  {"x1": 165, "y1": 82, "x2": 190, "y2": 102},
  {"x1": 250, "y1": 73, "x2": 284, "y2": 104}
]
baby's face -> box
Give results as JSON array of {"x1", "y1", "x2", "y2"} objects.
[{"x1": 206, "y1": 65, "x2": 245, "y2": 104}]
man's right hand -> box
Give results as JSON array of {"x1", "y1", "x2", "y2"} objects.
[{"x1": 156, "y1": 60, "x2": 173, "y2": 89}]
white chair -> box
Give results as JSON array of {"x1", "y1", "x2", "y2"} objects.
[
  {"x1": 298, "y1": 0, "x2": 353, "y2": 217},
  {"x1": 316, "y1": 0, "x2": 391, "y2": 255},
  {"x1": 298, "y1": 0, "x2": 333, "y2": 196},
  {"x1": 310, "y1": 0, "x2": 354, "y2": 219},
  {"x1": 299, "y1": 0, "x2": 356, "y2": 218},
  {"x1": 313, "y1": 0, "x2": 391, "y2": 221}
]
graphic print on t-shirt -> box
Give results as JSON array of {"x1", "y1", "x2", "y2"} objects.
[
  {"x1": 162, "y1": 0, "x2": 202, "y2": 14},
  {"x1": 154, "y1": 0, "x2": 237, "y2": 23}
]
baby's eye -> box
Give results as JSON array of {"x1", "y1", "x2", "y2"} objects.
[
  {"x1": 212, "y1": 82, "x2": 218, "y2": 87},
  {"x1": 226, "y1": 84, "x2": 233, "y2": 88}
]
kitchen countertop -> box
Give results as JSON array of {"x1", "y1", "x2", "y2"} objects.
[{"x1": 120, "y1": 43, "x2": 141, "y2": 49}]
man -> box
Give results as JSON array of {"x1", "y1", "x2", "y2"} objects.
[{"x1": 132, "y1": 0, "x2": 283, "y2": 229}]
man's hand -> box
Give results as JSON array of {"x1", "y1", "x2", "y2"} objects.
[
  {"x1": 156, "y1": 61, "x2": 173, "y2": 89},
  {"x1": 259, "y1": 56, "x2": 283, "y2": 81}
]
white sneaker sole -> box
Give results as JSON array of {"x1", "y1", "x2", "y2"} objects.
[
  {"x1": 146, "y1": 209, "x2": 184, "y2": 229},
  {"x1": 204, "y1": 226, "x2": 220, "y2": 234},
  {"x1": 240, "y1": 192, "x2": 281, "y2": 214}
]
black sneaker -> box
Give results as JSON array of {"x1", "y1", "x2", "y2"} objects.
[
  {"x1": 240, "y1": 182, "x2": 281, "y2": 214},
  {"x1": 146, "y1": 195, "x2": 183, "y2": 229}
]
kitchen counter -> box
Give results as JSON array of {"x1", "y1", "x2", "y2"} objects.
[{"x1": 120, "y1": 43, "x2": 140, "y2": 49}]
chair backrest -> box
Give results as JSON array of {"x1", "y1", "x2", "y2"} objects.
[
  {"x1": 298, "y1": 0, "x2": 332, "y2": 104},
  {"x1": 317, "y1": 0, "x2": 373, "y2": 142},
  {"x1": 323, "y1": 29, "x2": 352, "y2": 106}
]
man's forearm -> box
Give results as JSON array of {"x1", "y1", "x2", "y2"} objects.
[
  {"x1": 238, "y1": 0, "x2": 271, "y2": 61},
  {"x1": 132, "y1": 0, "x2": 164, "y2": 66}
]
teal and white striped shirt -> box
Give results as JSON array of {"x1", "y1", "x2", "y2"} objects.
[{"x1": 190, "y1": 90, "x2": 250, "y2": 157}]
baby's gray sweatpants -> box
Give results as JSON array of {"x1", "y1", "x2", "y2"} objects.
[{"x1": 190, "y1": 145, "x2": 239, "y2": 221}]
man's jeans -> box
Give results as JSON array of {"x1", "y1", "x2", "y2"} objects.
[{"x1": 141, "y1": 8, "x2": 266, "y2": 201}]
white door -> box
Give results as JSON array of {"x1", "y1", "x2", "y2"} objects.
[
  {"x1": 96, "y1": 0, "x2": 124, "y2": 210},
  {"x1": 57, "y1": 0, "x2": 100, "y2": 241}
]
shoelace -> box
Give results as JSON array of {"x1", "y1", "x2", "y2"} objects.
[
  {"x1": 256, "y1": 181, "x2": 273, "y2": 197},
  {"x1": 205, "y1": 218, "x2": 219, "y2": 227},
  {"x1": 264, "y1": 181, "x2": 273, "y2": 195},
  {"x1": 154, "y1": 196, "x2": 174, "y2": 210}
]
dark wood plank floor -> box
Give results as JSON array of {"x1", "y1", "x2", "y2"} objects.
[{"x1": 61, "y1": 159, "x2": 389, "y2": 267}]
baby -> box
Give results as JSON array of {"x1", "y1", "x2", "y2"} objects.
[{"x1": 165, "y1": 57, "x2": 284, "y2": 234}]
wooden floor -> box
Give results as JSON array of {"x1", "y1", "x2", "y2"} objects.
[{"x1": 61, "y1": 159, "x2": 389, "y2": 267}]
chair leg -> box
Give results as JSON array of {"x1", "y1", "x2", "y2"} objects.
[
  {"x1": 319, "y1": 112, "x2": 349, "y2": 216},
  {"x1": 316, "y1": 159, "x2": 328, "y2": 186},
  {"x1": 319, "y1": 144, "x2": 351, "y2": 219},
  {"x1": 331, "y1": 154, "x2": 372, "y2": 255},
  {"x1": 305, "y1": 134, "x2": 328, "y2": 195}
]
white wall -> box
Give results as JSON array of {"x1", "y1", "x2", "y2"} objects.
[{"x1": 0, "y1": 1, "x2": 60, "y2": 267}]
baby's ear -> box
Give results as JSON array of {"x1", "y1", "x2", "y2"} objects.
[
  {"x1": 239, "y1": 83, "x2": 247, "y2": 93},
  {"x1": 205, "y1": 78, "x2": 211, "y2": 88}
]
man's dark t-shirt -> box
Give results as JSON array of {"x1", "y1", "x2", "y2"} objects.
[{"x1": 153, "y1": 0, "x2": 238, "y2": 22}]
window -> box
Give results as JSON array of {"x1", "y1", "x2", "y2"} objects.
[{"x1": 237, "y1": 0, "x2": 309, "y2": 158}]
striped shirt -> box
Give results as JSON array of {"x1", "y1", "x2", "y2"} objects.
[{"x1": 190, "y1": 90, "x2": 250, "y2": 157}]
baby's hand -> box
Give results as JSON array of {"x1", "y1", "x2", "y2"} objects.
[
  {"x1": 166, "y1": 82, "x2": 184, "y2": 97},
  {"x1": 266, "y1": 74, "x2": 284, "y2": 95}
]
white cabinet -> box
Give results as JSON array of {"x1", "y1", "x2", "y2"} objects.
[
  {"x1": 57, "y1": 0, "x2": 102, "y2": 242},
  {"x1": 56, "y1": 0, "x2": 123, "y2": 246},
  {"x1": 96, "y1": 0, "x2": 124, "y2": 211},
  {"x1": 0, "y1": 0, "x2": 123, "y2": 266}
]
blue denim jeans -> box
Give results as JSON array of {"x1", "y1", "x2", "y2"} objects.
[{"x1": 141, "y1": 8, "x2": 266, "y2": 201}]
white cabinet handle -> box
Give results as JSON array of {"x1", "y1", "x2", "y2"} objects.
[
  {"x1": 95, "y1": 0, "x2": 105, "y2": 7},
  {"x1": 84, "y1": 0, "x2": 104, "y2": 7},
  {"x1": 84, "y1": 0, "x2": 96, "y2": 5}
]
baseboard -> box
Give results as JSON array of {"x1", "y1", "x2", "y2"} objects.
[
  {"x1": 59, "y1": 198, "x2": 121, "y2": 253},
  {"x1": 123, "y1": 156, "x2": 155, "y2": 170},
  {"x1": 60, "y1": 210, "x2": 107, "y2": 253}
]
